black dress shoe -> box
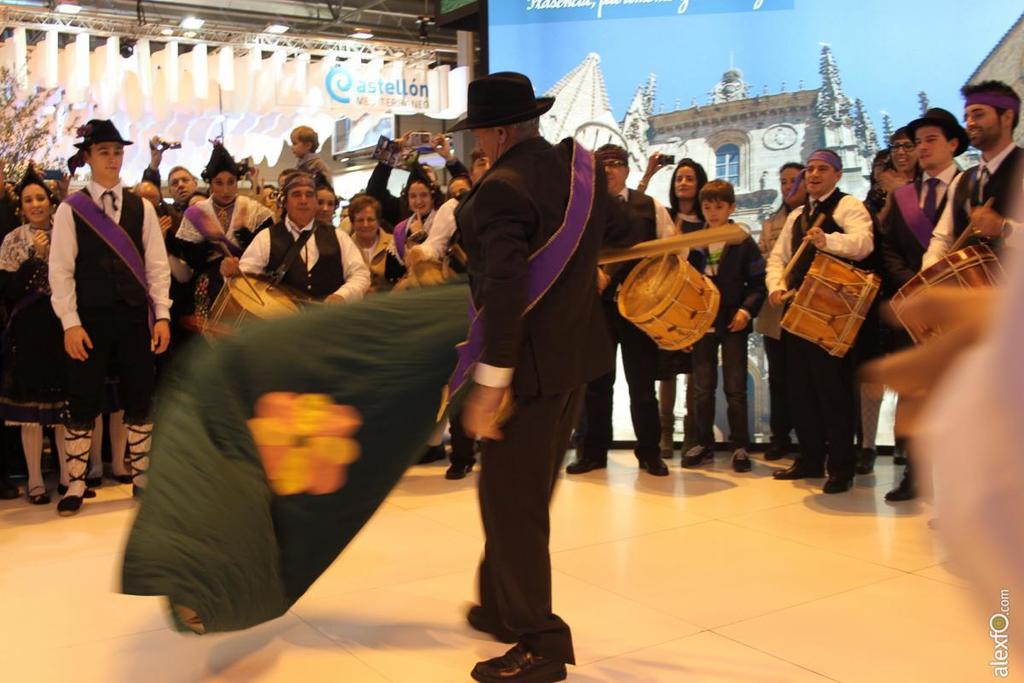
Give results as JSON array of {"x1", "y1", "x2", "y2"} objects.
[
  {"x1": 772, "y1": 462, "x2": 825, "y2": 480},
  {"x1": 885, "y1": 468, "x2": 916, "y2": 502},
  {"x1": 445, "y1": 462, "x2": 474, "y2": 480},
  {"x1": 641, "y1": 457, "x2": 669, "y2": 476},
  {"x1": 565, "y1": 458, "x2": 605, "y2": 474},
  {"x1": 731, "y1": 449, "x2": 752, "y2": 473},
  {"x1": 466, "y1": 605, "x2": 517, "y2": 644},
  {"x1": 822, "y1": 475, "x2": 853, "y2": 494},
  {"x1": 471, "y1": 644, "x2": 567, "y2": 683},
  {"x1": 680, "y1": 446, "x2": 713, "y2": 469},
  {"x1": 763, "y1": 443, "x2": 790, "y2": 461},
  {"x1": 0, "y1": 478, "x2": 18, "y2": 500},
  {"x1": 855, "y1": 448, "x2": 876, "y2": 475},
  {"x1": 57, "y1": 495, "x2": 84, "y2": 516},
  {"x1": 418, "y1": 445, "x2": 447, "y2": 464}
]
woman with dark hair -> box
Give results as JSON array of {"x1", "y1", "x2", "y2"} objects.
[
  {"x1": 660, "y1": 158, "x2": 708, "y2": 458},
  {"x1": 0, "y1": 168, "x2": 68, "y2": 503}
]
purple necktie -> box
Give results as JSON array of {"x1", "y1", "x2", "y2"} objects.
[{"x1": 922, "y1": 178, "x2": 939, "y2": 223}]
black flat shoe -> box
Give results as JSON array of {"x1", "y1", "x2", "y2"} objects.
[
  {"x1": 113, "y1": 474, "x2": 134, "y2": 484},
  {"x1": 885, "y1": 468, "x2": 916, "y2": 502},
  {"x1": 466, "y1": 605, "x2": 517, "y2": 644},
  {"x1": 565, "y1": 458, "x2": 605, "y2": 475},
  {"x1": 680, "y1": 446, "x2": 713, "y2": 469},
  {"x1": 27, "y1": 487, "x2": 51, "y2": 505},
  {"x1": 471, "y1": 644, "x2": 567, "y2": 683},
  {"x1": 57, "y1": 495, "x2": 84, "y2": 516},
  {"x1": 822, "y1": 475, "x2": 853, "y2": 494},
  {"x1": 57, "y1": 485, "x2": 96, "y2": 499},
  {"x1": 445, "y1": 462, "x2": 474, "y2": 480},
  {"x1": 855, "y1": 448, "x2": 876, "y2": 475},
  {"x1": 772, "y1": 462, "x2": 825, "y2": 480},
  {"x1": 641, "y1": 457, "x2": 669, "y2": 476},
  {"x1": 418, "y1": 445, "x2": 447, "y2": 464},
  {"x1": 731, "y1": 450, "x2": 752, "y2": 473},
  {"x1": 85, "y1": 476, "x2": 103, "y2": 489},
  {"x1": 763, "y1": 443, "x2": 790, "y2": 461}
]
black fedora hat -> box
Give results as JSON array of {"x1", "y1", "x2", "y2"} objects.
[
  {"x1": 73, "y1": 119, "x2": 133, "y2": 149},
  {"x1": 907, "y1": 108, "x2": 969, "y2": 156},
  {"x1": 449, "y1": 72, "x2": 554, "y2": 132}
]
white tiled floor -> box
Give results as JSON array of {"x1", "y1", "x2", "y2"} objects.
[{"x1": 0, "y1": 451, "x2": 1005, "y2": 682}]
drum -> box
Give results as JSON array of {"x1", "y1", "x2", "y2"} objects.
[
  {"x1": 204, "y1": 276, "x2": 309, "y2": 337},
  {"x1": 617, "y1": 254, "x2": 720, "y2": 350},
  {"x1": 781, "y1": 253, "x2": 880, "y2": 357},
  {"x1": 890, "y1": 244, "x2": 1002, "y2": 343}
]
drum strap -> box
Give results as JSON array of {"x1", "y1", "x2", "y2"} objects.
[{"x1": 270, "y1": 228, "x2": 316, "y2": 285}]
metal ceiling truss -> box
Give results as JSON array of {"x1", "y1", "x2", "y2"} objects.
[{"x1": 0, "y1": 2, "x2": 454, "y2": 62}]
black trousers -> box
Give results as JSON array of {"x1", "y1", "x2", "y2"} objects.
[
  {"x1": 67, "y1": 306, "x2": 155, "y2": 428},
  {"x1": 448, "y1": 406, "x2": 476, "y2": 468},
  {"x1": 691, "y1": 331, "x2": 750, "y2": 450},
  {"x1": 763, "y1": 335, "x2": 793, "y2": 447},
  {"x1": 478, "y1": 388, "x2": 582, "y2": 664},
  {"x1": 783, "y1": 331, "x2": 856, "y2": 479},
  {"x1": 580, "y1": 303, "x2": 661, "y2": 463}
]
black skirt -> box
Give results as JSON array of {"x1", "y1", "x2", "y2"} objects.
[
  {"x1": 656, "y1": 348, "x2": 692, "y2": 379},
  {"x1": 0, "y1": 295, "x2": 67, "y2": 424}
]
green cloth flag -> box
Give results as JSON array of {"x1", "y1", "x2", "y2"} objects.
[{"x1": 121, "y1": 280, "x2": 470, "y2": 634}]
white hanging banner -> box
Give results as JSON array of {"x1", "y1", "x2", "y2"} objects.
[
  {"x1": 217, "y1": 46, "x2": 234, "y2": 92},
  {"x1": 191, "y1": 44, "x2": 209, "y2": 100}
]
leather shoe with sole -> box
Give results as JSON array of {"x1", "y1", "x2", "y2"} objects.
[
  {"x1": 772, "y1": 462, "x2": 825, "y2": 480},
  {"x1": 822, "y1": 475, "x2": 853, "y2": 494},
  {"x1": 855, "y1": 448, "x2": 876, "y2": 475},
  {"x1": 466, "y1": 605, "x2": 517, "y2": 644},
  {"x1": 680, "y1": 446, "x2": 713, "y2": 469},
  {"x1": 445, "y1": 462, "x2": 474, "y2": 480},
  {"x1": 565, "y1": 458, "x2": 605, "y2": 475},
  {"x1": 763, "y1": 443, "x2": 790, "y2": 461},
  {"x1": 471, "y1": 644, "x2": 567, "y2": 683},
  {"x1": 641, "y1": 457, "x2": 669, "y2": 476}
]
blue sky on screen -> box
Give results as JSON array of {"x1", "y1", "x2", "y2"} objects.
[{"x1": 489, "y1": 0, "x2": 1022, "y2": 133}]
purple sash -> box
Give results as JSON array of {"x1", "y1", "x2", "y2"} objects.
[
  {"x1": 183, "y1": 203, "x2": 243, "y2": 257},
  {"x1": 447, "y1": 140, "x2": 596, "y2": 397},
  {"x1": 893, "y1": 183, "x2": 935, "y2": 249},
  {"x1": 393, "y1": 218, "x2": 410, "y2": 261},
  {"x1": 65, "y1": 192, "x2": 155, "y2": 331}
]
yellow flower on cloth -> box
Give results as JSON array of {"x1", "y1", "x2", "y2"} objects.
[{"x1": 248, "y1": 393, "x2": 362, "y2": 496}]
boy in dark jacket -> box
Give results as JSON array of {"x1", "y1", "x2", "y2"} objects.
[{"x1": 681, "y1": 180, "x2": 766, "y2": 472}]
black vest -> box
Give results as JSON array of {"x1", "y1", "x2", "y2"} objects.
[
  {"x1": 72, "y1": 189, "x2": 148, "y2": 309},
  {"x1": 787, "y1": 189, "x2": 853, "y2": 290},
  {"x1": 951, "y1": 146, "x2": 1024, "y2": 257},
  {"x1": 266, "y1": 221, "x2": 344, "y2": 301}
]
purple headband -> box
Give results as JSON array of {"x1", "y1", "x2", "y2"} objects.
[
  {"x1": 807, "y1": 150, "x2": 842, "y2": 172},
  {"x1": 965, "y1": 93, "x2": 1020, "y2": 115}
]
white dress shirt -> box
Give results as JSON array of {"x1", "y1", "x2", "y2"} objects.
[
  {"x1": 49, "y1": 180, "x2": 172, "y2": 330},
  {"x1": 238, "y1": 216, "x2": 371, "y2": 302},
  {"x1": 923, "y1": 142, "x2": 1021, "y2": 269},
  {"x1": 766, "y1": 189, "x2": 874, "y2": 293},
  {"x1": 417, "y1": 197, "x2": 459, "y2": 262}
]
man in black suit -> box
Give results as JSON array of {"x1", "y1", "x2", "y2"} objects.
[
  {"x1": 880, "y1": 108, "x2": 967, "y2": 502},
  {"x1": 453, "y1": 72, "x2": 632, "y2": 683},
  {"x1": 566, "y1": 143, "x2": 675, "y2": 478}
]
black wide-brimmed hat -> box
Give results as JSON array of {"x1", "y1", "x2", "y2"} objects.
[
  {"x1": 73, "y1": 119, "x2": 133, "y2": 149},
  {"x1": 449, "y1": 72, "x2": 554, "y2": 132},
  {"x1": 907, "y1": 107, "x2": 969, "y2": 157}
]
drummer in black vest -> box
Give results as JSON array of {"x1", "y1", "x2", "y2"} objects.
[
  {"x1": 765, "y1": 149, "x2": 874, "y2": 494},
  {"x1": 232, "y1": 172, "x2": 370, "y2": 302},
  {"x1": 923, "y1": 81, "x2": 1022, "y2": 268},
  {"x1": 49, "y1": 119, "x2": 172, "y2": 516},
  {"x1": 566, "y1": 143, "x2": 678, "y2": 477},
  {"x1": 879, "y1": 109, "x2": 968, "y2": 503}
]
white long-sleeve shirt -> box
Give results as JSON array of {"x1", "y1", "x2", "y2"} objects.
[
  {"x1": 238, "y1": 217, "x2": 371, "y2": 302},
  {"x1": 417, "y1": 197, "x2": 459, "y2": 262},
  {"x1": 766, "y1": 190, "x2": 874, "y2": 293},
  {"x1": 49, "y1": 181, "x2": 172, "y2": 330},
  {"x1": 922, "y1": 142, "x2": 1021, "y2": 269}
]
